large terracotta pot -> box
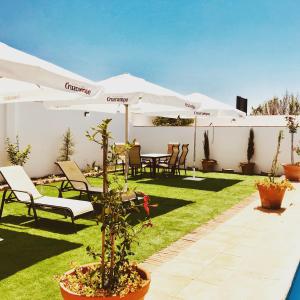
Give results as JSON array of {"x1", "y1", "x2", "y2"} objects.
[
  {"x1": 60, "y1": 263, "x2": 151, "y2": 300},
  {"x1": 257, "y1": 184, "x2": 286, "y2": 209},
  {"x1": 240, "y1": 162, "x2": 255, "y2": 175},
  {"x1": 282, "y1": 164, "x2": 300, "y2": 181},
  {"x1": 202, "y1": 159, "x2": 217, "y2": 172}
]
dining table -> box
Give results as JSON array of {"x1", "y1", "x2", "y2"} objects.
[{"x1": 141, "y1": 153, "x2": 171, "y2": 177}]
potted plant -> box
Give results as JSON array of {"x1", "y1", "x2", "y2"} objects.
[
  {"x1": 202, "y1": 130, "x2": 217, "y2": 172},
  {"x1": 59, "y1": 119, "x2": 152, "y2": 300},
  {"x1": 240, "y1": 128, "x2": 255, "y2": 175},
  {"x1": 256, "y1": 130, "x2": 293, "y2": 209},
  {"x1": 282, "y1": 116, "x2": 300, "y2": 181}
]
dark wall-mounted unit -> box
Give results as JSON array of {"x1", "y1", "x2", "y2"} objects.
[{"x1": 236, "y1": 96, "x2": 248, "y2": 115}]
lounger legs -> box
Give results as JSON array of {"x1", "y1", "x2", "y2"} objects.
[
  {"x1": 27, "y1": 204, "x2": 38, "y2": 224},
  {"x1": 0, "y1": 192, "x2": 6, "y2": 220}
]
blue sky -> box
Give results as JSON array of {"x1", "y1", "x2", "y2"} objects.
[{"x1": 1, "y1": 0, "x2": 300, "y2": 108}]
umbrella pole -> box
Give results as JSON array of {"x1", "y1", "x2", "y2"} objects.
[
  {"x1": 124, "y1": 104, "x2": 129, "y2": 191},
  {"x1": 193, "y1": 116, "x2": 197, "y2": 179}
]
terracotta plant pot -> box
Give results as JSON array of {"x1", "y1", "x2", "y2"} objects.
[
  {"x1": 240, "y1": 162, "x2": 255, "y2": 175},
  {"x1": 282, "y1": 164, "x2": 300, "y2": 182},
  {"x1": 60, "y1": 263, "x2": 151, "y2": 300},
  {"x1": 202, "y1": 159, "x2": 217, "y2": 172},
  {"x1": 257, "y1": 184, "x2": 286, "y2": 209}
]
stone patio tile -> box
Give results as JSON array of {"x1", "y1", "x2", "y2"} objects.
[
  {"x1": 157, "y1": 260, "x2": 207, "y2": 279},
  {"x1": 145, "y1": 288, "x2": 182, "y2": 300},
  {"x1": 221, "y1": 243, "x2": 255, "y2": 257},
  {"x1": 196, "y1": 264, "x2": 234, "y2": 285},
  {"x1": 205, "y1": 253, "x2": 244, "y2": 271},
  {"x1": 147, "y1": 272, "x2": 193, "y2": 296},
  {"x1": 177, "y1": 279, "x2": 218, "y2": 299},
  {"x1": 218, "y1": 271, "x2": 285, "y2": 300}
]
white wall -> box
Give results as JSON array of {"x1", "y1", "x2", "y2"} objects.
[
  {"x1": 131, "y1": 125, "x2": 294, "y2": 175},
  {"x1": 1, "y1": 102, "x2": 126, "y2": 178},
  {"x1": 0, "y1": 104, "x2": 6, "y2": 167},
  {"x1": 0, "y1": 104, "x2": 297, "y2": 177}
]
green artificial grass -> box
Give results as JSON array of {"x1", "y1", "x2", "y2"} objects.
[{"x1": 0, "y1": 171, "x2": 259, "y2": 300}]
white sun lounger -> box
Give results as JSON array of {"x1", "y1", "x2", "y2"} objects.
[{"x1": 0, "y1": 166, "x2": 94, "y2": 227}]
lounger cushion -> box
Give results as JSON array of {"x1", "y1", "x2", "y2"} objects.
[
  {"x1": 83, "y1": 186, "x2": 103, "y2": 193},
  {"x1": 0, "y1": 166, "x2": 42, "y2": 202},
  {"x1": 35, "y1": 196, "x2": 94, "y2": 217}
]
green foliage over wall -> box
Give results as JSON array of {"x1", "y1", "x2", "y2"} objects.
[{"x1": 152, "y1": 116, "x2": 194, "y2": 126}]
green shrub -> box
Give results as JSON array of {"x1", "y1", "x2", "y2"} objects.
[
  {"x1": 247, "y1": 128, "x2": 255, "y2": 163},
  {"x1": 58, "y1": 128, "x2": 75, "y2": 161},
  {"x1": 6, "y1": 135, "x2": 31, "y2": 166},
  {"x1": 203, "y1": 131, "x2": 210, "y2": 160}
]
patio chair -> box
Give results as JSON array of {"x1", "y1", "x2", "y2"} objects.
[
  {"x1": 114, "y1": 142, "x2": 126, "y2": 174},
  {"x1": 56, "y1": 161, "x2": 103, "y2": 202},
  {"x1": 177, "y1": 144, "x2": 189, "y2": 175},
  {"x1": 158, "y1": 144, "x2": 180, "y2": 175},
  {"x1": 167, "y1": 142, "x2": 180, "y2": 154},
  {"x1": 160, "y1": 142, "x2": 180, "y2": 164},
  {"x1": 0, "y1": 166, "x2": 94, "y2": 227},
  {"x1": 129, "y1": 145, "x2": 148, "y2": 176},
  {"x1": 56, "y1": 161, "x2": 139, "y2": 203}
]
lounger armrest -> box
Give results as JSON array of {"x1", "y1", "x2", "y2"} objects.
[
  {"x1": 3, "y1": 188, "x2": 34, "y2": 204},
  {"x1": 68, "y1": 179, "x2": 90, "y2": 191},
  {"x1": 35, "y1": 184, "x2": 60, "y2": 196}
]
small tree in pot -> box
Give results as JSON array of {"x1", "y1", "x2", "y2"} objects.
[
  {"x1": 202, "y1": 131, "x2": 217, "y2": 172},
  {"x1": 59, "y1": 119, "x2": 152, "y2": 300},
  {"x1": 282, "y1": 116, "x2": 300, "y2": 181},
  {"x1": 256, "y1": 130, "x2": 293, "y2": 209},
  {"x1": 240, "y1": 128, "x2": 255, "y2": 175}
]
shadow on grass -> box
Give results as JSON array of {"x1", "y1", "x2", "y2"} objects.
[
  {"x1": 138, "y1": 176, "x2": 242, "y2": 192},
  {"x1": 128, "y1": 195, "x2": 194, "y2": 225},
  {"x1": 0, "y1": 228, "x2": 81, "y2": 280},
  {"x1": 0, "y1": 215, "x2": 90, "y2": 234}
]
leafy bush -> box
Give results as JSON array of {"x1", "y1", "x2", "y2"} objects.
[
  {"x1": 152, "y1": 116, "x2": 194, "y2": 126},
  {"x1": 58, "y1": 128, "x2": 75, "y2": 161},
  {"x1": 6, "y1": 135, "x2": 31, "y2": 166}
]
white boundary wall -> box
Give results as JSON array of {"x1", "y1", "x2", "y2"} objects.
[
  {"x1": 0, "y1": 103, "x2": 126, "y2": 178},
  {"x1": 0, "y1": 103, "x2": 298, "y2": 177},
  {"x1": 131, "y1": 125, "x2": 295, "y2": 175}
]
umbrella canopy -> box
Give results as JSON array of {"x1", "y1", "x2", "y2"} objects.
[
  {"x1": 0, "y1": 42, "x2": 100, "y2": 97},
  {"x1": 142, "y1": 92, "x2": 244, "y2": 118},
  {"x1": 46, "y1": 73, "x2": 195, "y2": 109},
  {"x1": 0, "y1": 78, "x2": 80, "y2": 103}
]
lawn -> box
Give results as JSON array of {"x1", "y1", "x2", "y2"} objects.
[{"x1": 0, "y1": 171, "x2": 259, "y2": 300}]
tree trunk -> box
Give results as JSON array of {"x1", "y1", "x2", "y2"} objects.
[{"x1": 291, "y1": 133, "x2": 294, "y2": 164}]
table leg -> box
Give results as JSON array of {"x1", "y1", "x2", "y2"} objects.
[{"x1": 152, "y1": 158, "x2": 157, "y2": 177}]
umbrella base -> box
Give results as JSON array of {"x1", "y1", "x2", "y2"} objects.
[{"x1": 183, "y1": 177, "x2": 205, "y2": 181}]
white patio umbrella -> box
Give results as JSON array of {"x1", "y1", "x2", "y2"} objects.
[
  {"x1": 0, "y1": 78, "x2": 82, "y2": 103},
  {"x1": 45, "y1": 74, "x2": 197, "y2": 187},
  {"x1": 46, "y1": 74, "x2": 197, "y2": 143},
  {"x1": 0, "y1": 42, "x2": 100, "y2": 97},
  {"x1": 142, "y1": 92, "x2": 245, "y2": 180}
]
